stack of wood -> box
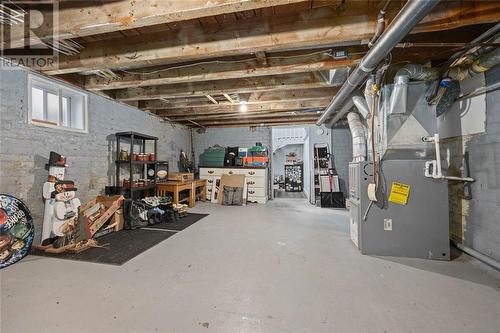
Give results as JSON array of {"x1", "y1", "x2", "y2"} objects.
[
  {"x1": 33, "y1": 195, "x2": 124, "y2": 254},
  {"x1": 81, "y1": 195, "x2": 124, "y2": 239}
]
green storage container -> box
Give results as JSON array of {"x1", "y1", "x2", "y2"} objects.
[{"x1": 200, "y1": 147, "x2": 226, "y2": 167}]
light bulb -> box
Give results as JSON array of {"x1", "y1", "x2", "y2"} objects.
[{"x1": 240, "y1": 101, "x2": 248, "y2": 112}]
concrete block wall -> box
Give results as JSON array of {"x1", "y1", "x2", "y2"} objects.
[
  {"x1": 192, "y1": 126, "x2": 271, "y2": 165},
  {"x1": 0, "y1": 68, "x2": 191, "y2": 243},
  {"x1": 330, "y1": 126, "x2": 353, "y2": 196},
  {"x1": 459, "y1": 67, "x2": 500, "y2": 262}
]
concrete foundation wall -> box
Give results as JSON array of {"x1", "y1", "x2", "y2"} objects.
[
  {"x1": 330, "y1": 126, "x2": 353, "y2": 196},
  {"x1": 461, "y1": 67, "x2": 500, "y2": 262},
  {"x1": 0, "y1": 69, "x2": 191, "y2": 243}
]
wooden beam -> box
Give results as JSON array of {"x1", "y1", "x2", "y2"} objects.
[
  {"x1": 141, "y1": 88, "x2": 338, "y2": 109},
  {"x1": 171, "y1": 110, "x2": 320, "y2": 121},
  {"x1": 205, "y1": 95, "x2": 219, "y2": 104},
  {"x1": 4, "y1": 0, "x2": 309, "y2": 49},
  {"x1": 179, "y1": 115, "x2": 318, "y2": 127},
  {"x1": 45, "y1": 1, "x2": 500, "y2": 75},
  {"x1": 193, "y1": 113, "x2": 319, "y2": 122},
  {"x1": 188, "y1": 120, "x2": 317, "y2": 128},
  {"x1": 113, "y1": 72, "x2": 330, "y2": 101},
  {"x1": 223, "y1": 93, "x2": 237, "y2": 104},
  {"x1": 83, "y1": 52, "x2": 361, "y2": 91},
  {"x1": 155, "y1": 99, "x2": 332, "y2": 117},
  {"x1": 255, "y1": 51, "x2": 268, "y2": 66},
  {"x1": 44, "y1": 3, "x2": 375, "y2": 75}
]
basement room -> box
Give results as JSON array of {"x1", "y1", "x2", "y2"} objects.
[{"x1": 1, "y1": 1, "x2": 500, "y2": 332}]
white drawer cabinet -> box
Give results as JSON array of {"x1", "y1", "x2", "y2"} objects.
[
  {"x1": 246, "y1": 176, "x2": 265, "y2": 188},
  {"x1": 200, "y1": 167, "x2": 268, "y2": 204}
]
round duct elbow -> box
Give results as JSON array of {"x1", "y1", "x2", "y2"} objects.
[
  {"x1": 395, "y1": 63, "x2": 440, "y2": 81},
  {"x1": 347, "y1": 112, "x2": 367, "y2": 162},
  {"x1": 352, "y1": 95, "x2": 371, "y2": 119}
]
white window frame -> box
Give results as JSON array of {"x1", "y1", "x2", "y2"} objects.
[{"x1": 28, "y1": 74, "x2": 89, "y2": 133}]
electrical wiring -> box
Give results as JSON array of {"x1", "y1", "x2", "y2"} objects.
[{"x1": 118, "y1": 49, "x2": 366, "y2": 76}]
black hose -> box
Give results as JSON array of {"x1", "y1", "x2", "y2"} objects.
[{"x1": 368, "y1": 0, "x2": 391, "y2": 48}]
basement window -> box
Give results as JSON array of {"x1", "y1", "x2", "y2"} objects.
[{"x1": 28, "y1": 75, "x2": 88, "y2": 133}]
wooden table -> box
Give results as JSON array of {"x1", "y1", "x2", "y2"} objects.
[
  {"x1": 192, "y1": 179, "x2": 207, "y2": 202},
  {"x1": 157, "y1": 181, "x2": 195, "y2": 207}
]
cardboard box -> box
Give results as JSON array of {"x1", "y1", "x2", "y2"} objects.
[
  {"x1": 217, "y1": 174, "x2": 246, "y2": 204},
  {"x1": 168, "y1": 172, "x2": 194, "y2": 182}
]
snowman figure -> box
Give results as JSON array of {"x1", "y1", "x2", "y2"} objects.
[
  {"x1": 50, "y1": 181, "x2": 81, "y2": 248},
  {"x1": 41, "y1": 152, "x2": 81, "y2": 246}
]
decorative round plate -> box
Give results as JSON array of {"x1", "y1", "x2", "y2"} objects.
[
  {"x1": 0, "y1": 195, "x2": 34, "y2": 269},
  {"x1": 148, "y1": 168, "x2": 155, "y2": 177}
]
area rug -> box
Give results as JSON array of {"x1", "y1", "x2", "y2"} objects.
[
  {"x1": 30, "y1": 229, "x2": 176, "y2": 266},
  {"x1": 144, "y1": 213, "x2": 209, "y2": 231}
]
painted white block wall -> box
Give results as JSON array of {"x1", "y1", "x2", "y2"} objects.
[{"x1": 0, "y1": 68, "x2": 191, "y2": 242}]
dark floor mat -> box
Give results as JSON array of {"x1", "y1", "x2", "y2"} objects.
[
  {"x1": 30, "y1": 229, "x2": 176, "y2": 266},
  {"x1": 144, "y1": 213, "x2": 209, "y2": 231},
  {"x1": 275, "y1": 191, "x2": 306, "y2": 199}
]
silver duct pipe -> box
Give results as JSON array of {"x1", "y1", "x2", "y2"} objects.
[
  {"x1": 327, "y1": 97, "x2": 354, "y2": 127},
  {"x1": 395, "y1": 63, "x2": 440, "y2": 81},
  {"x1": 347, "y1": 112, "x2": 367, "y2": 162},
  {"x1": 317, "y1": 0, "x2": 439, "y2": 126},
  {"x1": 352, "y1": 95, "x2": 371, "y2": 119}
]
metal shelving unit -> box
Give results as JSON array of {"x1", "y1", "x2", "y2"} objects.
[{"x1": 115, "y1": 131, "x2": 158, "y2": 199}]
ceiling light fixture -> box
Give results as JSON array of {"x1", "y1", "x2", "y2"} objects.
[{"x1": 239, "y1": 101, "x2": 248, "y2": 112}]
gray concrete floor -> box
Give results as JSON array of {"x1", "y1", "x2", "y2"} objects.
[{"x1": 1, "y1": 199, "x2": 500, "y2": 333}]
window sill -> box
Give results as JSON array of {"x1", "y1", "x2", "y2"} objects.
[{"x1": 31, "y1": 119, "x2": 88, "y2": 134}]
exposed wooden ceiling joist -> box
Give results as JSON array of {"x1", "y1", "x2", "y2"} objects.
[
  {"x1": 141, "y1": 88, "x2": 339, "y2": 109},
  {"x1": 187, "y1": 120, "x2": 317, "y2": 128},
  {"x1": 154, "y1": 99, "x2": 332, "y2": 117},
  {"x1": 112, "y1": 72, "x2": 331, "y2": 101},
  {"x1": 4, "y1": 0, "x2": 310, "y2": 49},
  {"x1": 83, "y1": 52, "x2": 361, "y2": 91},
  {"x1": 179, "y1": 115, "x2": 318, "y2": 126},
  {"x1": 170, "y1": 109, "x2": 320, "y2": 121},
  {"x1": 44, "y1": 1, "x2": 500, "y2": 75}
]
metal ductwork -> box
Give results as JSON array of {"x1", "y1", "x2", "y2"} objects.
[
  {"x1": 448, "y1": 47, "x2": 500, "y2": 81},
  {"x1": 317, "y1": 0, "x2": 439, "y2": 126},
  {"x1": 395, "y1": 63, "x2": 440, "y2": 81},
  {"x1": 352, "y1": 95, "x2": 370, "y2": 119},
  {"x1": 347, "y1": 112, "x2": 367, "y2": 162},
  {"x1": 327, "y1": 97, "x2": 354, "y2": 127}
]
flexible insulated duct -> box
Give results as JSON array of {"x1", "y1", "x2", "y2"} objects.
[
  {"x1": 448, "y1": 47, "x2": 500, "y2": 81},
  {"x1": 347, "y1": 112, "x2": 367, "y2": 162},
  {"x1": 317, "y1": 0, "x2": 439, "y2": 126}
]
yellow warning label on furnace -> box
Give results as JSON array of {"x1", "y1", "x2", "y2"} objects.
[{"x1": 389, "y1": 182, "x2": 411, "y2": 205}]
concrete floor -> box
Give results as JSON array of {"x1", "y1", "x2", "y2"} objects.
[{"x1": 1, "y1": 199, "x2": 500, "y2": 333}]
